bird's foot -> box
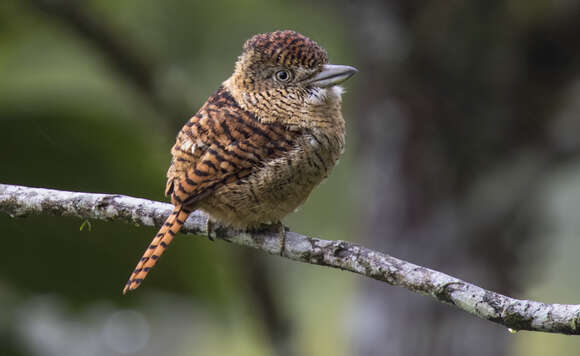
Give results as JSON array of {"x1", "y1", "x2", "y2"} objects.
[
  {"x1": 248, "y1": 221, "x2": 288, "y2": 256},
  {"x1": 206, "y1": 218, "x2": 233, "y2": 242},
  {"x1": 278, "y1": 222, "x2": 287, "y2": 257}
]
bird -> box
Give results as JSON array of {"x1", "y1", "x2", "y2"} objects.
[{"x1": 123, "y1": 30, "x2": 357, "y2": 294}]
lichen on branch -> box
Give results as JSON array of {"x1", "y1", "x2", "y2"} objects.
[{"x1": 1, "y1": 183, "x2": 580, "y2": 335}]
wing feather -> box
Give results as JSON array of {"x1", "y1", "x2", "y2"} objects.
[{"x1": 166, "y1": 88, "x2": 297, "y2": 207}]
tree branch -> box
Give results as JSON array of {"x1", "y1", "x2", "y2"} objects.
[{"x1": 1, "y1": 183, "x2": 579, "y2": 335}]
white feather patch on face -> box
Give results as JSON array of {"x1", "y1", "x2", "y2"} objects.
[
  {"x1": 330, "y1": 85, "x2": 344, "y2": 98},
  {"x1": 306, "y1": 86, "x2": 344, "y2": 105}
]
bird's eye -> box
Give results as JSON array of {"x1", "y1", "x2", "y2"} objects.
[{"x1": 274, "y1": 70, "x2": 292, "y2": 82}]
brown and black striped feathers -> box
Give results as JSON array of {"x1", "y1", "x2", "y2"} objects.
[
  {"x1": 124, "y1": 87, "x2": 299, "y2": 293},
  {"x1": 123, "y1": 30, "x2": 355, "y2": 293},
  {"x1": 166, "y1": 87, "x2": 300, "y2": 208},
  {"x1": 123, "y1": 205, "x2": 191, "y2": 294},
  {"x1": 243, "y1": 30, "x2": 327, "y2": 69}
]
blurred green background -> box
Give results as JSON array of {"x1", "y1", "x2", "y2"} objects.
[{"x1": 1, "y1": 1, "x2": 580, "y2": 355}]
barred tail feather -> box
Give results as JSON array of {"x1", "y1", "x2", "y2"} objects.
[{"x1": 122, "y1": 205, "x2": 192, "y2": 294}]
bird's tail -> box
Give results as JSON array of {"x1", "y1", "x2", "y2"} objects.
[{"x1": 123, "y1": 205, "x2": 192, "y2": 294}]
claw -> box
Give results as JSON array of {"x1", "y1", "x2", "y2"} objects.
[
  {"x1": 206, "y1": 218, "x2": 216, "y2": 241},
  {"x1": 279, "y1": 223, "x2": 287, "y2": 256}
]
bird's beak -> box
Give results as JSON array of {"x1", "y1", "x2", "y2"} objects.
[{"x1": 303, "y1": 64, "x2": 358, "y2": 88}]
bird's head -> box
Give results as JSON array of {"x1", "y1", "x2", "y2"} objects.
[{"x1": 224, "y1": 30, "x2": 357, "y2": 128}]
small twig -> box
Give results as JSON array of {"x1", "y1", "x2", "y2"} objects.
[{"x1": 1, "y1": 183, "x2": 580, "y2": 335}]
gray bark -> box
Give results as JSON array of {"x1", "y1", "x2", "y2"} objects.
[
  {"x1": 2, "y1": 183, "x2": 580, "y2": 335},
  {"x1": 344, "y1": 0, "x2": 580, "y2": 354}
]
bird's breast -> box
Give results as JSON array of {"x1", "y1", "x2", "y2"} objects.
[{"x1": 199, "y1": 127, "x2": 345, "y2": 228}]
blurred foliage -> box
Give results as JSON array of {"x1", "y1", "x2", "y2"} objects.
[
  {"x1": 0, "y1": 0, "x2": 355, "y2": 355},
  {"x1": 347, "y1": 1, "x2": 580, "y2": 355},
  {"x1": 2, "y1": 0, "x2": 580, "y2": 356}
]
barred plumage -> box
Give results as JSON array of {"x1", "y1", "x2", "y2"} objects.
[{"x1": 123, "y1": 30, "x2": 356, "y2": 293}]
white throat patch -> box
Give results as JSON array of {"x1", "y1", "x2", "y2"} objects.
[{"x1": 306, "y1": 86, "x2": 344, "y2": 105}]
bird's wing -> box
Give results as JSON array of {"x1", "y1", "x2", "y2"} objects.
[
  {"x1": 124, "y1": 89, "x2": 297, "y2": 293},
  {"x1": 165, "y1": 89, "x2": 298, "y2": 207}
]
